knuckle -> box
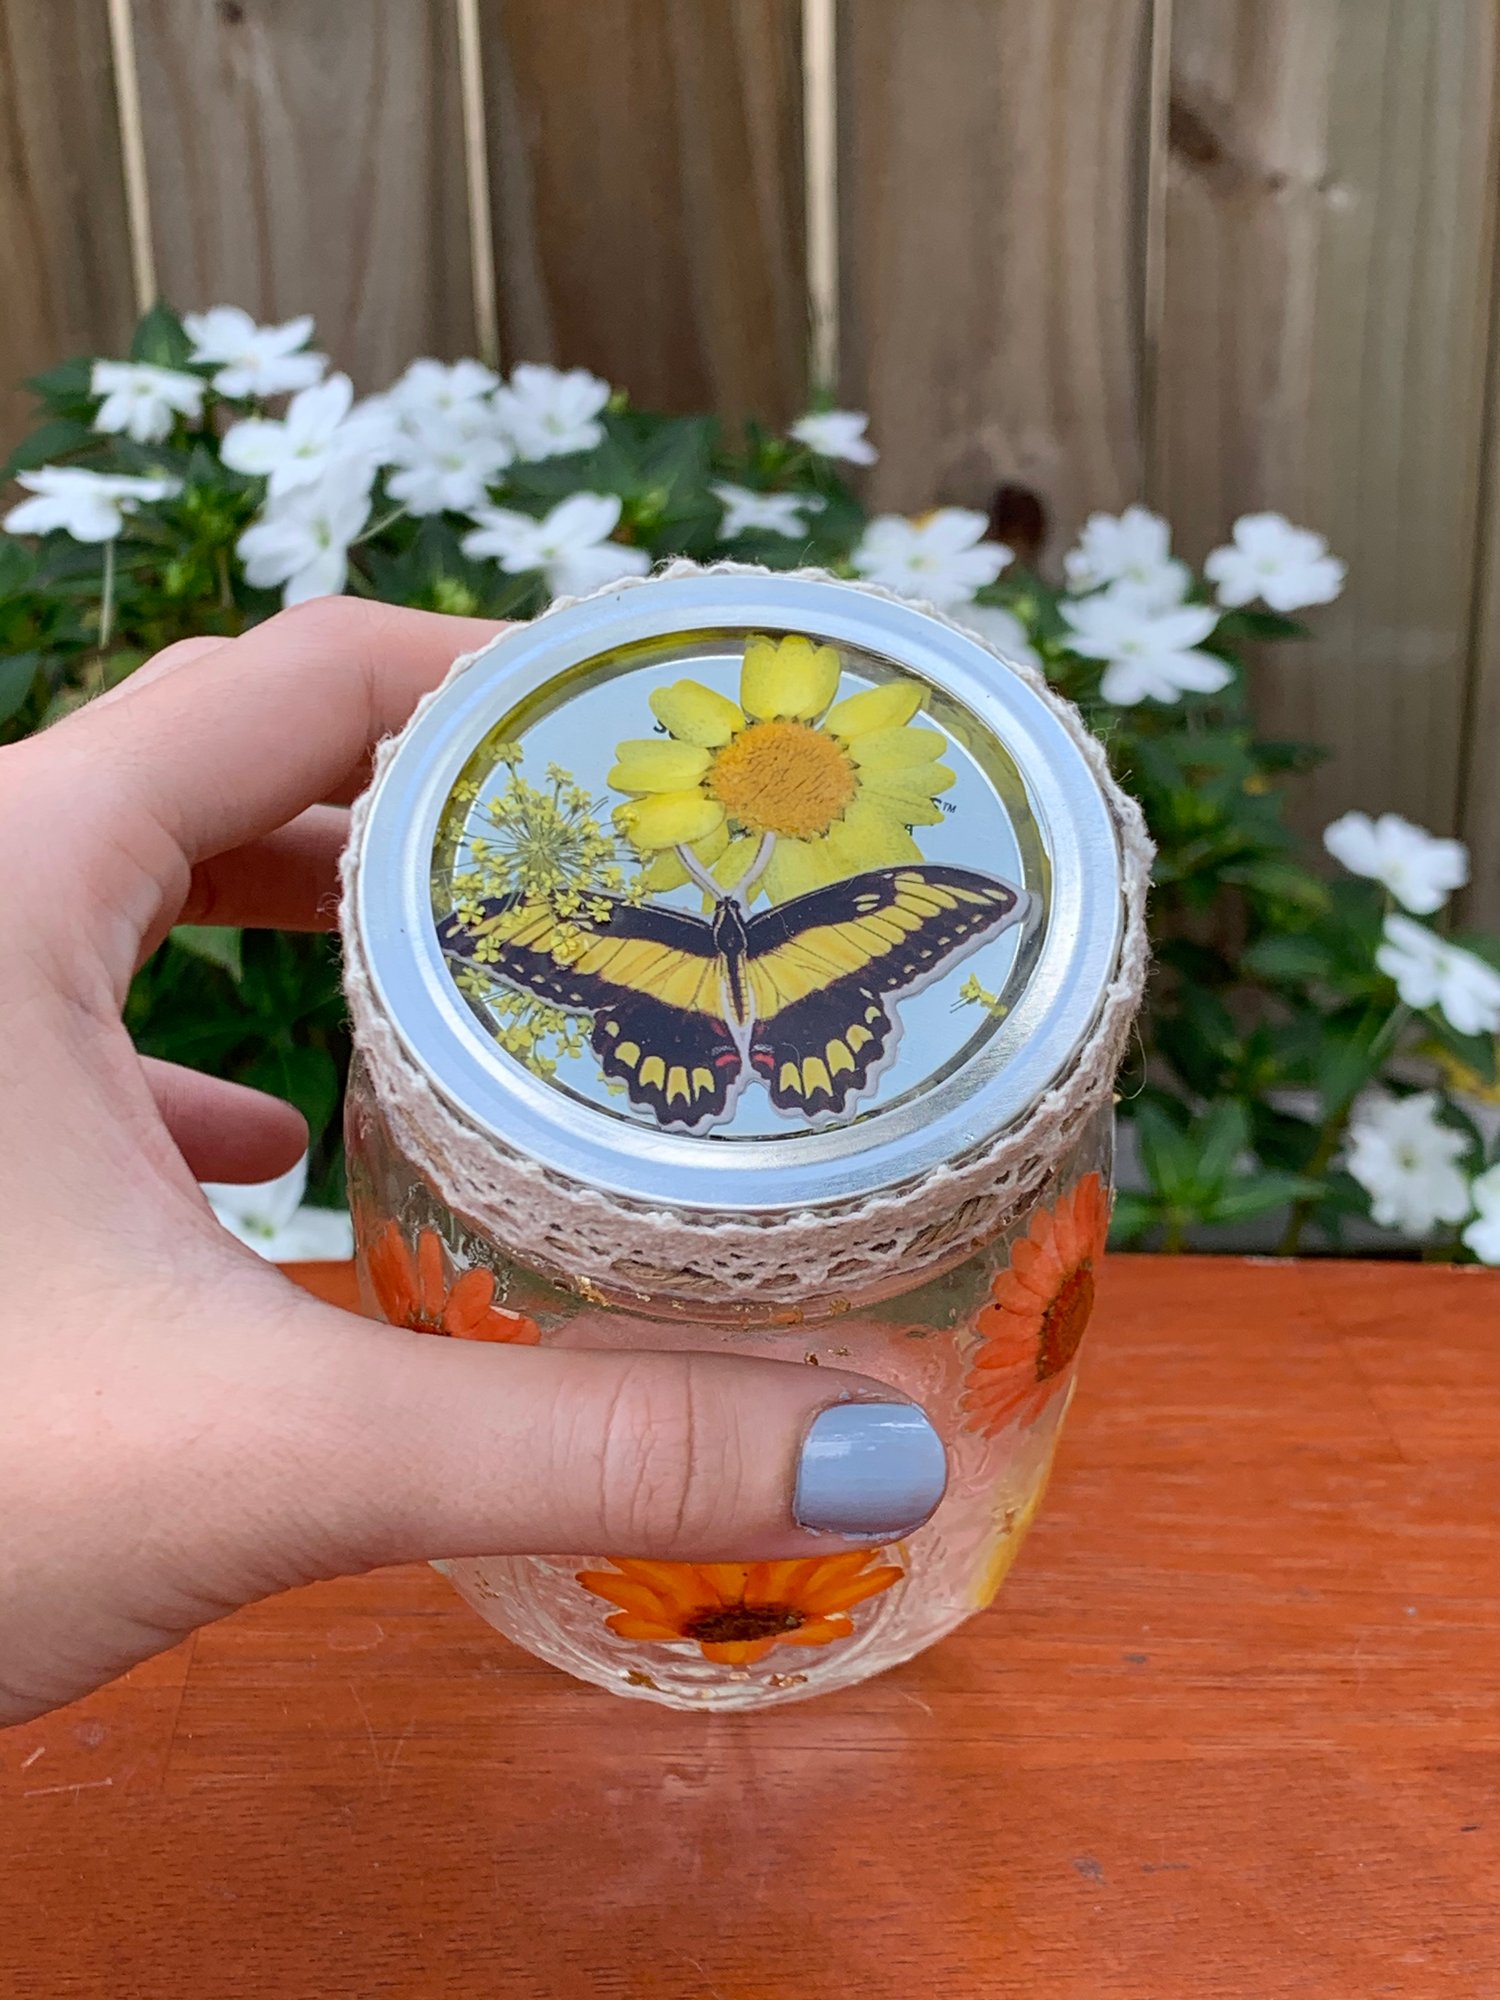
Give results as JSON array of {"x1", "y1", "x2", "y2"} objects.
[{"x1": 594, "y1": 1354, "x2": 742, "y2": 1554}]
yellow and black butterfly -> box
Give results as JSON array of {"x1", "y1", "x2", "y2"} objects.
[{"x1": 437, "y1": 864, "x2": 1031, "y2": 1133}]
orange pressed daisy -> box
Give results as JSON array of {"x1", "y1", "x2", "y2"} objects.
[
  {"x1": 368, "y1": 1223, "x2": 539, "y2": 1344},
  {"x1": 575, "y1": 1552, "x2": 903, "y2": 1667},
  {"x1": 961, "y1": 1172, "x2": 1109, "y2": 1437}
]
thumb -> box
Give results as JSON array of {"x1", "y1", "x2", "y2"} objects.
[{"x1": 233, "y1": 1296, "x2": 949, "y2": 1584}]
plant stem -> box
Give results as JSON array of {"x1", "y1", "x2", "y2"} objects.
[
  {"x1": 355, "y1": 503, "x2": 407, "y2": 545},
  {"x1": 1278, "y1": 1002, "x2": 1411, "y2": 1256},
  {"x1": 98, "y1": 536, "x2": 117, "y2": 655}
]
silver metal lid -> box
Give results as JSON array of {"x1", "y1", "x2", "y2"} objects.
[{"x1": 352, "y1": 572, "x2": 1123, "y2": 1216}]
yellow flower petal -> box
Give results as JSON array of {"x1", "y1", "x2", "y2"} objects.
[
  {"x1": 740, "y1": 634, "x2": 841, "y2": 722},
  {"x1": 822, "y1": 799, "x2": 923, "y2": 873},
  {"x1": 857, "y1": 766, "x2": 955, "y2": 827},
  {"x1": 847, "y1": 726, "x2": 948, "y2": 771},
  {"x1": 640, "y1": 848, "x2": 690, "y2": 891},
  {"x1": 643, "y1": 822, "x2": 730, "y2": 893},
  {"x1": 608, "y1": 740, "x2": 713, "y2": 793},
  {"x1": 615, "y1": 792, "x2": 725, "y2": 851},
  {"x1": 707, "y1": 833, "x2": 764, "y2": 892},
  {"x1": 825, "y1": 680, "x2": 924, "y2": 739},
  {"x1": 763, "y1": 835, "x2": 842, "y2": 903},
  {"x1": 692, "y1": 821, "x2": 731, "y2": 865},
  {"x1": 649, "y1": 680, "x2": 745, "y2": 747}
]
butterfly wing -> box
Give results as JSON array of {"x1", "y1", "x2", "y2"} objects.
[
  {"x1": 437, "y1": 894, "x2": 746, "y2": 1132},
  {"x1": 744, "y1": 865, "x2": 1030, "y2": 1122}
]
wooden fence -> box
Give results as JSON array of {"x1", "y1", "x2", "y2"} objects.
[{"x1": 3, "y1": 0, "x2": 1499, "y2": 923}]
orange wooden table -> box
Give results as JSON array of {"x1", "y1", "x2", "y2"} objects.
[{"x1": 3, "y1": 1256, "x2": 1498, "y2": 1997}]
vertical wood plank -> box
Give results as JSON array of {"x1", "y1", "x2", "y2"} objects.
[
  {"x1": 480, "y1": 0, "x2": 807, "y2": 423},
  {"x1": 1154, "y1": 0, "x2": 1500, "y2": 854},
  {"x1": 1461, "y1": 205, "x2": 1500, "y2": 928},
  {"x1": 837, "y1": 0, "x2": 1154, "y2": 548},
  {"x1": 130, "y1": 0, "x2": 476, "y2": 389},
  {"x1": 0, "y1": 0, "x2": 137, "y2": 452}
]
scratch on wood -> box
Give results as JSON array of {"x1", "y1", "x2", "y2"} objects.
[{"x1": 24, "y1": 1777, "x2": 115, "y2": 1800}]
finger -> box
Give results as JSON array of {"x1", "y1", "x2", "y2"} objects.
[
  {"x1": 229, "y1": 1297, "x2": 949, "y2": 1576},
  {"x1": 92, "y1": 633, "x2": 232, "y2": 709},
  {"x1": 142, "y1": 1059, "x2": 308, "y2": 1183},
  {"x1": 173, "y1": 805, "x2": 348, "y2": 935},
  {"x1": 63, "y1": 599, "x2": 504, "y2": 862},
  {"x1": 22, "y1": 600, "x2": 505, "y2": 994}
]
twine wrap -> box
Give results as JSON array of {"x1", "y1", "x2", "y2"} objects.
[{"x1": 341, "y1": 563, "x2": 1153, "y2": 1311}]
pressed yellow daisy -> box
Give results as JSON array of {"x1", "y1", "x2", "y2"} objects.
[{"x1": 609, "y1": 633, "x2": 955, "y2": 903}]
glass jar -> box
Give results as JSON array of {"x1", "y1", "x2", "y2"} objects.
[
  {"x1": 342, "y1": 567, "x2": 1146, "y2": 1711},
  {"x1": 347, "y1": 1059, "x2": 1111, "y2": 1709}
]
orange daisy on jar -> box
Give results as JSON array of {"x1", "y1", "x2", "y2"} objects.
[
  {"x1": 368, "y1": 1223, "x2": 540, "y2": 1344},
  {"x1": 575, "y1": 1552, "x2": 903, "y2": 1667},
  {"x1": 961, "y1": 1172, "x2": 1109, "y2": 1436}
]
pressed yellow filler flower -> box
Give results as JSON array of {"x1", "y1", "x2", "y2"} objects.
[{"x1": 609, "y1": 633, "x2": 955, "y2": 903}]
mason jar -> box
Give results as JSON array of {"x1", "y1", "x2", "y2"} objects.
[{"x1": 342, "y1": 566, "x2": 1148, "y2": 1711}]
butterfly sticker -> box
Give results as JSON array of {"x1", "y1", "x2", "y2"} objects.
[{"x1": 438, "y1": 862, "x2": 1033, "y2": 1133}]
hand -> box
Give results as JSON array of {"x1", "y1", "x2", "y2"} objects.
[{"x1": 0, "y1": 600, "x2": 945, "y2": 1725}]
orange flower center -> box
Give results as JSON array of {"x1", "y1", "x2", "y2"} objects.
[
  {"x1": 707, "y1": 720, "x2": 856, "y2": 839},
  {"x1": 681, "y1": 1601, "x2": 807, "y2": 1645},
  {"x1": 404, "y1": 1308, "x2": 449, "y2": 1335},
  {"x1": 1035, "y1": 1259, "x2": 1094, "y2": 1381}
]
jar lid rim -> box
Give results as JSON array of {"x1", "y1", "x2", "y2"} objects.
[{"x1": 350, "y1": 571, "x2": 1126, "y2": 1215}]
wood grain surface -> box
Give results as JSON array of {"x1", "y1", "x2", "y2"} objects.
[
  {"x1": 837, "y1": 0, "x2": 1154, "y2": 560},
  {"x1": 2, "y1": 1254, "x2": 1496, "y2": 1997},
  {"x1": 480, "y1": 0, "x2": 807, "y2": 421},
  {"x1": 1153, "y1": 0, "x2": 1500, "y2": 874},
  {"x1": 129, "y1": 0, "x2": 476, "y2": 387},
  {"x1": 0, "y1": 0, "x2": 137, "y2": 453}
]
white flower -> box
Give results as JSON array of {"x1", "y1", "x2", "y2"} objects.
[
  {"x1": 383, "y1": 405, "x2": 513, "y2": 517},
  {"x1": 462, "y1": 492, "x2": 650, "y2": 596},
  {"x1": 183, "y1": 306, "x2": 327, "y2": 399},
  {"x1": 90, "y1": 360, "x2": 205, "y2": 443},
  {"x1": 203, "y1": 1155, "x2": 354, "y2": 1263},
  {"x1": 493, "y1": 363, "x2": 611, "y2": 460},
  {"x1": 1059, "y1": 585, "x2": 1228, "y2": 705},
  {"x1": 237, "y1": 457, "x2": 374, "y2": 606},
  {"x1": 851, "y1": 508, "x2": 1012, "y2": 611},
  {"x1": 1063, "y1": 505, "x2": 1189, "y2": 604},
  {"x1": 790, "y1": 409, "x2": 877, "y2": 465},
  {"x1": 1462, "y1": 1163, "x2": 1500, "y2": 1265},
  {"x1": 380, "y1": 356, "x2": 500, "y2": 421},
  {"x1": 1376, "y1": 914, "x2": 1500, "y2": 1036},
  {"x1": 961, "y1": 602, "x2": 1042, "y2": 670},
  {"x1": 221, "y1": 374, "x2": 394, "y2": 498},
  {"x1": 3, "y1": 466, "x2": 181, "y2": 543},
  {"x1": 1345, "y1": 1091, "x2": 1471, "y2": 1236},
  {"x1": 1204, "y1": 512, "x2": 1345, "y2": 613},
  {"x1": 711, "y1": 482, "x2": 823, "y2": 539},
  {"x1": 1323, "y1": 812, "x2": 1469, "y2": 916}
]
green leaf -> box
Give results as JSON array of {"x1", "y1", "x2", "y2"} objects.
[
  {"x1": 1108, "y1": 1192, "x2": 1157, "y2": 1246},
  {"x1": 169, "y1": 924, "x2": 244, "y2": 982},
  {"x1": 243, "y1": 1043, "x2": 341, "y2": 1141},
  {"x1": 1242, "y1": 934, "x2": 1333, "y2": 982},
  {"x1": 1205, "y1": 1174, "x2": 1322, "y2": 1224},
  {"x1": 24, "y1": 356, "x2": 97, "y2": 413},
  {"x1": 0, "y1": 417, "x2": 97, "y2": 482},
  {"x1": 1131, "y1": 1101, "x2": 1199, "y2": 1203},
  {"x1": 0, "y1": 653, "x2": 41, "y2": 725},
  {"x1": 1221, "y1": 857, "x2": 1332, "y2": 916},
  {"x1": 129, "y1": 303, "x2": 194, "y2": 369},
  {"x1": 1194, "y1": 1100, "x2": 1251, "y2": 1193},
  {"x1": 1215, "y1": 608, "x2": 1312, "y2": 643}
]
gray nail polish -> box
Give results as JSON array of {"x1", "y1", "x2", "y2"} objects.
[{"x1": 794, "y1": 1401, "x2": 948, "y2": 1539}]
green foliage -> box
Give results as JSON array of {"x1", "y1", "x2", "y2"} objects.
[{"x1": 4, "y1": 304, "x2": 1498, "y2": 1254}]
